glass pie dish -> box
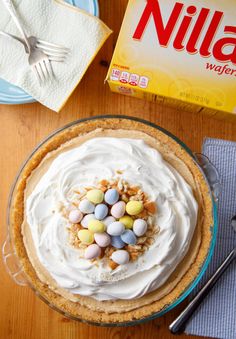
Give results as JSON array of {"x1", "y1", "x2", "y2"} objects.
[{"x1": 2, "y1": 115, "x2": 220, "y2": 326}]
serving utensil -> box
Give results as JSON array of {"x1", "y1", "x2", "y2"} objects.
[
  {"x1": 169, "y1": 215, "x2": 236, "y2": 334},
  {"x1": 0, "y1": 31, "x2": 68, "y2": 63},
  {"x1": 2, "y1": 0, "x2": 53, "y2": 84}
]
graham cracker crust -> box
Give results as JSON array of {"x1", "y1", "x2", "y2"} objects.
[{"x1": 10, "y1": 117, "x2": 213, "y2": 323}]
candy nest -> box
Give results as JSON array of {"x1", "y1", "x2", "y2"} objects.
[{"x1": 65, "y1": 179, "x2": 160, "y2": 269}]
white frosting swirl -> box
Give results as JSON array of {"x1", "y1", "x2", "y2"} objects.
[{"x1": 26, "y1": 138, "x2": 198, "y2": 300}]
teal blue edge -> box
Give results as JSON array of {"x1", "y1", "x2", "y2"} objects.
[
  {"x1": 0, "y1": 0, "x2": 99, "y2": 105},
  {"x1": 7, "y1": 115, "x2": 218, "y2": 327}
]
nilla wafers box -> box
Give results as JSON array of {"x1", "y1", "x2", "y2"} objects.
[{"x1": 106, "y1": 0, "x2": 236, "y2": 121}]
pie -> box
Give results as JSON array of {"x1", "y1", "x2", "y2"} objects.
[{"x1": 10, "y1": 117, "x2": 213, "y2": 323}]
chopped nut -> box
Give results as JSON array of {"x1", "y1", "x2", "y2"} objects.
[
  {"x1": 117, "y1": 180, "x2": 123, "y2": 190},
  {"x1": 130, "y1": 252, "x2": 138, "y2": 261},
  {"x1": 100, "y1": 186, "x2": 107, "y2": 192},
  {"x1": 137, "y1": 236, "x2": 147, "y2": 244},
  {"x1": 146, "y1": 238, "x2": 154, "y2": 245},
  {"x1": 109, "y1": 260, "x2": 119, "y2": 270},
  {"x1": 144, "y1": 201, "x2": 157, "y2": 214},
  {"x1": 84, "y1": 186, "x2": 94, "y2": 191},
  {"x1": 70, "y1": 224, "x2": 79, "y2": 232},
  {"x1": 146, "y1": 230, "x2": 154, "y2": 237},
  {"x1": 100, "y1": 179, "x2": 109, "y2": 186},
  {"x1": 127, "y1": 187, "x2": 139, "y2": 196},
  {"x1": 132, "y1": 245, "x2": 142, "y2": 251},
  {"x1": 126, "y1": 244, "x2": 136, "y2": 252},
  {"x1": 121, "y1": 194, "x2": 129, "y2": 203},
  {"x1": 78, "y1": 243, "x2": 87, "y2": 249},
  {"x1": 105, "y1": 247, "x2": 115, "y2": 257},
  {"x1": 147, "y1": 216, "x2": 154, "y2": 224},
  {"x1": 137, "y1": 210, "x2": 148, "y2": 219}
]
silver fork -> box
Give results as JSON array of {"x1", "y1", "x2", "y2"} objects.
[
  {"x1": 0, "y1": 31, "x2": 68, "y2": 63},
  {"x1": 2, "y1": 0, "x2": 53, "y2": 85}
]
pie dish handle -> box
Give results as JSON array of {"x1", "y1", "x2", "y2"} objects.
[
  {"x1": 2, "y1": 234, "x2": 28, "y2": 286},
  {"x1": 194, "y1": 153, "x2": 221, "y2": 202}
]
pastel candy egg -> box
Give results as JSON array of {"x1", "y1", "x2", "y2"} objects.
[
  {"x1": 79, "y1": 199, "x2": 95, "y2": 214},
  {"x1": 84, "y1": 244, "x2": 101, "y2": 259},
  {"x1": 94, "y1": 204, "x2": 108, "y2": 220},
  {"x1": 68, "y1": 209, "x2": 83, "y2": 223},
  {"x1": 111, "y1": 236, "x2": 125, "y2": 249},
  {"x1": 121, "y1": 230, "x2": 137, "y2": 245},
  {"x1": 88, "y1": 220, "x2": 105, "y2": 233},
  {"x1": 111, "y1": 250, "x2": 130, "y2": 265},
  {"x1": 78, "y1": 229, "x2": 94, "y2": 245},
  {"x1": 81, "y1": 214, "x2": 95, "y2": 228},
  {"x1": 94, "y1": 233, "x2": 111, "y2": 247},
  {"x1": 119, "y1": 216, "x2": 134, "y2": 229},
  {"x1": 111, "y1": 201, "x2": 126, "y2": 219},
  {"x1": 86, "y1": 189, "x2": 104, "y2": 204},
  {"x1": 107, "y1": 221, "x2": 125, "y2": 236},
  {"x1": 104, "y1": 189, "x2": 119, "y2": 205},
  {"x1": 133, "y1": 219, "x2": 148, "y2": 236},
  {"x1": 126, "y1": 201, "x2": 143, "y2": 216},
  {"x1": 102, "y1": 216, "x2": 116, "y2": 228}
]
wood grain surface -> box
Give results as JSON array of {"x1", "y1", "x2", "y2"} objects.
[{"x1": 0, "y1": 1, "x2": 235, "y2": 338}]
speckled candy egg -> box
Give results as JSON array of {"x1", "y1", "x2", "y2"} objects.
[
  {"x1": 68, "y1": 209, "x2": 83, "y2": 224},
  {"x1": 111, "y1": 236, "x2": 125, "y2": 249},
  {"x1": 79, "y1": 199, "x2": 95, "y2": 214},
  {"x1": 86, "y1": 189, "x2": 104, "y2": 204},
  {"x1": 107, "y1": 222, "x2": 125, "y2": 236},
  {"x1": 121, "y1": 229, "x2": 137, "y2": 245},
  {"x1": 111, "y1": 201, "x2": 126, "y2": 219},
  {"x1": 104, "y1": 189, "x2": 119, "y2": 205},
  {"x1": 88, "y1": 219, "x2": 105, "y2": 233},
  {"x1": 119, "y1": 216, "x2": 134, "y2": 229},
  {"x1": 133, "y1": 219, "x2": 148, "y2": 236},
  {"x1": 111, "y1": 250, "x2": 130, "y2": 265},
  {"x1": 78, "y1": 229, "x2": 94, "y2": 245},
  {"x1": 94, "y1": 204, "x2": 108, "y2": 220},
  {"x1": 94, "y1": 233, "x2": 111, "y2": 247},
  {"x1": 102, "y1": 216, "x2": 116, "y2": 228},
  {"x1": 81, "y1": 214, "x2": 95, "y2": 228},
  {"x1": 84, "y1": 244, "x2": 101, "y2": 259},
  {"x1": 126, "y1": 201, "x2": 143, "y2": 216}
]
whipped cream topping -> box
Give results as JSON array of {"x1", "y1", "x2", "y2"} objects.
[{"x1": 26, "y1": 137, "x2": 198, "y2": 301}]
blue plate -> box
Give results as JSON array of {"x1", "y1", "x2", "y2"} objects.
[{"x1": 0, "y1": 0, "x2": 99, "y2": 105}]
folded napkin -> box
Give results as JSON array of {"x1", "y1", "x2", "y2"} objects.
[
  {"x1": 185, "y1": 138, "x2": 236, "y2": 339},
  {"x1": 0, "y1": 0, "x2": 112, "y2": 111}
]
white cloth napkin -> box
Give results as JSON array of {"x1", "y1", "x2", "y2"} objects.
[{"x1": 0, "y1": 0, "x2": 112, "y2": 111}]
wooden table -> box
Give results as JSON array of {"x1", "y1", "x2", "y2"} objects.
[{"x1": 0, "y1": 1, "x2": 235, "y2": 338}]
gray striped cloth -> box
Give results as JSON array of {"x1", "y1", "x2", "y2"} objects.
[{"x1": 185, "y1": 138, "x2": 236, "y2": 339}]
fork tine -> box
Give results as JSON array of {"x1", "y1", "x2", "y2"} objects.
[
  {"x1": 36, "y1": 43, "x2": 69, "y2": 55},
  {"x1": 33, "y1": 65, "x2": 42, "y2": 86},
  {"x1": 37, "y1": 39, "x2": 70, "y2": 52},
  {"x1": 44, "y1": 59, "x2": 54, "y2": 80},
  {"x1": 48, "y1": 56, "x2": 66, "y2": 63},
  {"x1": 46, "y1": 59, "x2": 54, "y2": 80},
  {"x1": 40, "y1": 60, "x2": 48, "y2": 83},
  {"x1": 36, "y1": 45, "x2": 68, "y2": 57},
  {"x1": 37, "y1": 62, "x2": 46, "y2": 84}
]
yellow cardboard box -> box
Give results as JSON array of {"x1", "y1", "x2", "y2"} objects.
[{"x1": 106, "y1": 0, "x2": 236, "y2": 120}]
